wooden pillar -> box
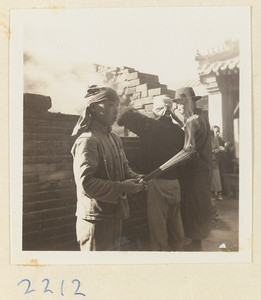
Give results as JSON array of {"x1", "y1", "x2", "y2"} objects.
[
  {"x1": 203, "y1": 76, "x2": 223, "y2": 131},
  {"x1": 208, "y1": 92, "x2": 223, "y2": 131},
  {"x1": 216, "y1": 73, "x2": 239, "y2": 142}
]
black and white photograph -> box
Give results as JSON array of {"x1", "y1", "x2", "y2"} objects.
[{"x1": 10, "y1": 6, "x2": 251, "y2": 264}]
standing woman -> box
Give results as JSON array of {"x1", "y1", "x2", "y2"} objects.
[
  {"x1": 173, "y1": 87, "x2": 212, "y2": 251},
  {"x1": 213, "y1": 125, "x2": 226, "y2": 193},
  {"x1": 210, "y1": 129, "x2": 223, "y2": 201}
]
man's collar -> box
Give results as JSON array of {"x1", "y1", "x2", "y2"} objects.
[{"x1": 90, "y1": 119, "x2": 111, "y2": 134}]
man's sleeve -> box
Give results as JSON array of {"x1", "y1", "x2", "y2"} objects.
[
  {"x1": 73, "y1": 137, "x2": 121, "y2": 204},
  {"x1": 218, "y1": 137, "x2": 225, "y2": 147},
  {"x1": 117, "y1": 108, "x2": 156, "y2": 137},
  {"x1": 193, "y1": 116, "x2": 210, "y2": 150},
  {"x1": 116, "y1": 135, "x2": 142, "y2": 180}
]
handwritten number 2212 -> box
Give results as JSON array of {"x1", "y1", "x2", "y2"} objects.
[{"x1": 17, "y1": 279, "x2": 86, "y2": 296}]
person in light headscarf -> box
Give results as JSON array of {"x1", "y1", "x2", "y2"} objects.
[
  {"x1": 117, "y1": 95, "x2": 187, "y2": 251},
  {"x1": 71, "y1": 85, "x2": 146, "y2": 251}
]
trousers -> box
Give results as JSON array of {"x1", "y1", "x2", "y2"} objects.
[
  {"x1": 147, "y1": 178, "x2": 186, "y2": 251},
  {"x1": 76, "y1": 217, "x2": 122, "y2": 251}
]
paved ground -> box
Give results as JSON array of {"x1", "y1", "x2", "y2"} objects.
[
  {"x1": 203, "y1": 196, "x2": 239, "y2": 252},
  {"x1": 127, "y1": 196, "x2": 239, "y2": 252}
]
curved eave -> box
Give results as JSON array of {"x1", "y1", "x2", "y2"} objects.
[{"x1": 198, "y1": 57, "x2": 240, "y2": 76}]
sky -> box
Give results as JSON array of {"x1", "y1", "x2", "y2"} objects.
[{"x1": 21, "y1": 7, "x2": 247, "y2": 114}]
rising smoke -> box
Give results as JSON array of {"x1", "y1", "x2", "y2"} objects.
[{"x1": 23, "y1": 51, "x2": 109, "y2": 115}]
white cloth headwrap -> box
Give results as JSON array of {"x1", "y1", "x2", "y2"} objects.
[
  {"x1": 152, "y1": 96, "x2": 173, "y2": 119},
  {"x1": 72, "y1": 85, "x2": 119, "y2": 136}
]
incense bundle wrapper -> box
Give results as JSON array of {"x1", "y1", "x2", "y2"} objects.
[{"x1": 143, "y1": 145, "x2": 196, "y2": 181}]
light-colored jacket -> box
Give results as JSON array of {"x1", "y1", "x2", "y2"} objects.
[{"x1": 71, "y1": 120, "x2": 139, "y2": 221}]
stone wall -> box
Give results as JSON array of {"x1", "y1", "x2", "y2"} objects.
[
  {"x1": 23, "y1": 93, "x2": 79, "y2": 250},
  {"x1": 93, "y1": 65, "x2": 176, "y2": 115},
  {"x1": 23, "y1": 93, "x2": 149, "y2": 251}
]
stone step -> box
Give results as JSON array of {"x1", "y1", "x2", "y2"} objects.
[
  {"x1": 23, "y1": 188, "x2": 75, "y2": 203},
  {"x1": 23, "y1": 140, "x2": 75, "y2": 150},
  {"x1": 125, "y1": 86, "x2": 137, "y2": 95},
  {"x1": 23, "y1": 170, "x2": 73, "y2": 184},
  {"x1": 24, "y1": 117, "x2": 78, "y2": 128},
  {"x1": 24, "y1": 132, "x2": 73, "y2": 141},
  {"x1": 132, "y1": 96, "x2": 154, "y2": 108},
  {"x1": 136, "y1": 83, "x2": 163, "y2": 93},
  {"x1": 23, "y1": 154, "x2": 73, "y2": 165},
  {"x1": 23, "y1": 204, "x2": 75, "y2": 224},
  {"x1": 24, "y1": 109, "x2": 79, "y2": 122},
  {"x1": 148, "y1": 88, "x2": 176, "y2": 98},
  {"x1": 23, "y1": 196, "x2": 76, "y2": 214},
  {"x1": 127, "y1": 71, "x2": 159, "y2": 82},
  {"x1": 23, "y1": 178, "x2": 75, "y2": 194},
  {"x1": 118, "y1": 66, "x2": 136, "y2": 73},
  {"x1": 24, "y1": 124, "x2": 74, "y2": 135},
  {"x1": 23, "y1": 213, "x2": 76, "y2": 232},
  {"x1": 23, "y1": 228, "x2": 76, "y2": 251},
  {"x1": 130, "y1": 92, "x2": 141, "y2": 101},
  {"x1": 23, "y1": 163, "x2": 72, "y2": 174},
  {"x1": 23, "y1": 147, "x2": 72, "y2": 157}
]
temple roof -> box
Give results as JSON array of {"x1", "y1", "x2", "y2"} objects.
[
  {"x1": 196, "y1": 39, "x2": 239, "y2": 76},
  {"x1": 198, "y1": 56, "x2": 240, "y2": 76}
]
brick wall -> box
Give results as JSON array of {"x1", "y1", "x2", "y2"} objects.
[
  {"x1": 23, "y1": 93, "x2": 79, "y2": 250},
  {"x1": 23, "y1": 93, "x2": 149, "y2": 251}
]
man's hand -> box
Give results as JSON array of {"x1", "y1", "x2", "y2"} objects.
[
  {"x1": 119, "y1": 179, "x2": 146, "y2": 194},
  {"x1": 138, "y1": 178, "x2": 148, "y2": 191}
]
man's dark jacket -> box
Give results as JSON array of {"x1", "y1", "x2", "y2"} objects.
[{"x1": 117, "y1": 108, "x2": 184, "y2": 180}]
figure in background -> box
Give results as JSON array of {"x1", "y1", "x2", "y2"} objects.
[
  {"x1": 224, "y1": 142, "x2": 235, "y2": 174},
  {"x1": 117, "y1": 96, "x2": 187, "y2": 251},
  {"x1": 71, "y1": 85, "x2": 146, "y2": 251},
  {"x1": 172, "y1": 87, "x2": 212, "y2": 251},
  {"x1": 213, "y1": 125, "x2": 226, "y2": 191},
  {"x1": 211, "y1": 129, "x2": 223, "y2": 201},
  {"x1": 213, "y1": 125, "x2": 225, "y2": 148}
]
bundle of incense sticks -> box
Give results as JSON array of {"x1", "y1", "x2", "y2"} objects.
[{"x1": 143, "y1": 146, "x2": 196, "y2": 181}]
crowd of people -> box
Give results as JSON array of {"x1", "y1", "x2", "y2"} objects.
[{"x1": 71, "y1": 85, "x2": 234, "y2": 252}]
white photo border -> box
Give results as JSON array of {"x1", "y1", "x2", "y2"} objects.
[{"x1": 10, "y1": 6, "x2": 252, "y2": 265}]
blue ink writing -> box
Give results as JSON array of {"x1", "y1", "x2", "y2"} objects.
[
  {"x1": 42, "y1": 279, "x2": 53, "y2": 294},
  {"x1": 72, "y1": 279, "x2": 86, "y2": 297},
  {"x1": 17, "y1": 279, "x2": 36, "y2": 294},
  {"x1": 17, "y1": 279, "x2": 85, "y2": 296},
  {"x1": 61, "y1": 279, "x2": 64, "y2": 296}
]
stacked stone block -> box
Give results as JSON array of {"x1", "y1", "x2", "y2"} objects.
[
  {"x1": 117, "y1": 67, "x2": 175, "y2": 112},
  {"x1": 95, "y1": 65, "x2": 176, "y2": 115}
]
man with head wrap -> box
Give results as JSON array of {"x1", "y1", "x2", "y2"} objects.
[
  {"x1": 117, "y1": 96, "x2": 186, "y2": 251},
  {"x1": 71, "y1": 85, "x2": 146, "y2": 251}
]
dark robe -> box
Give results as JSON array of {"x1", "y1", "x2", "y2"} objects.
[{"x1": 177, "y1": 109, "x2": 212, "y2": 240}]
